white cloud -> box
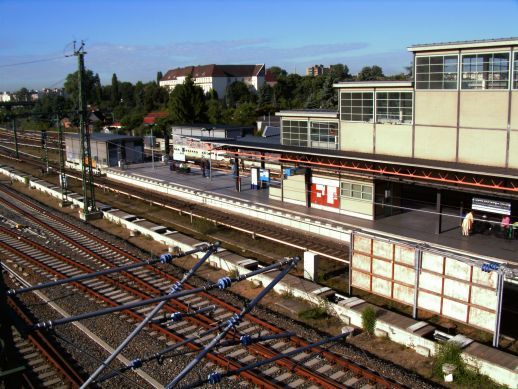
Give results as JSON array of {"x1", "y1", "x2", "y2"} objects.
[{"x1": 0, "y1": 39, "x2": 411, "y2": 90}]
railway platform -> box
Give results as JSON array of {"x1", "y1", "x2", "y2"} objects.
[{"x1": 112, "y1": 162, "x2": 518, "y2": 264}]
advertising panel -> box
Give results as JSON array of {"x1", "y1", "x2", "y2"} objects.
[
  {"x1": 472, "y1": 197, "x2": 511, "y2": 215},
  {"x1": 350, "y1": 232, "x2": 501, "y2": 332}
]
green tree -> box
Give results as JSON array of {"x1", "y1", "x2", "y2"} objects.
[
  {"x1": 206, "y1": 88, "x2": 219, "y2": 101},
  {"x1": 64, "y1": 70, "x2": 97, "y2": 107},
  {"x1": 225, "y1": 81, "x2": 252, "y2": 108},
  {"x1": 207, "y1": 99, "x2": 222, "y2": 124},
  {"x1": 14, "y1": 87, "x2": 31, "y2": 102},
  {"x1": 156, "y1": 71, "x2": 163, "y2": 84},
  {"x1": 267, "y1": 66, "x2": 287, "y2": 78},
  {"x1": 167, "y1": 76, "x2": 207, "y2": 124},
  {"x1": 257, "y1": 84, "x2": 273, "y2": 107},
  {"x1": 357, "y1": 65, "x2": 385, "y2": 81},
  {"x1": 232, "y1": 102, "x2": 256, "y2": 125},
  {"x1": 111, "y1": 73, "x2": 120, "y2": 105}
]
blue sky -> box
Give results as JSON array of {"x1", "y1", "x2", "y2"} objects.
[{"x1": 1, "y1": 0, "x2": 517, "y2": 91}]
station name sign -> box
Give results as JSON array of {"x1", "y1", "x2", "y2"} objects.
[{"x1": 472, "y1": 197, "x2": 511, "y2": 215}]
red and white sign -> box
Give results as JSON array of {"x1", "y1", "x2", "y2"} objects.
[{"x1": 310, "y1": 177, "x2": 339, "y2": 208}]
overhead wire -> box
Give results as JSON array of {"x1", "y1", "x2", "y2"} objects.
[{"x1": 0, "y1": 56, "x2": 67, "y2": 69}]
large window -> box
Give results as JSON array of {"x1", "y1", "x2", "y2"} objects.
[
  {"x1": 281, "y1": 120, "x2": 308, "y2": 147},
  {"x1": 340, "y1": 92, "x2": 373, "y2": 122},
  {"x1": 461, "y1": 52, "x2": 510, "y2": 89},
  {"x1": 415, "y1": 55, "x2": 458, "y2": 89},
  {"x1": 376, "y1": 92, "x2": 413, "y2": 124},
  {"x1": 340, "y1": 182, "x2": 372, "y2": 201},
  {"x1": 310, "y1": 121, "x2": 338, "y2": 149},
  {"x1": 514, "y1": 52, "x2": 518, "y2": 89}
]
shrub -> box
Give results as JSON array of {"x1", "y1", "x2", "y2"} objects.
[
  {"x1": 361, "y1": 306, "x2": 377, "y2": 335},
  {"x1": 298, "y1": 306, "x2": 328, "y2": 320}
]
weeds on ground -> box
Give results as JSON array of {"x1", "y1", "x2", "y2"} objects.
[
  {"x1": 298, "y1": 304, "x2": 328, "y2": 321},
  {"x1": 361, "y1": 306, "x2": 377, "y2": 336},
  {"x1": 432, "y1": 342, "x2": 503, "y2": 388},
  {"x1": 192, "y1": 218, "x2": 218, "y2": 235}
]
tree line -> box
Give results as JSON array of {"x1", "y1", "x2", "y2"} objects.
[{"x1": 0, "y1": 63, "x2": 409, "y2": 135}]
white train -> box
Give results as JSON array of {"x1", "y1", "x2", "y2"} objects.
[{"x1": 171, "y1": 137, "x2": 280, "y2": 173}]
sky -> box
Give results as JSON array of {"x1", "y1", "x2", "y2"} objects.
[{"x1": 1, "y1": 0, "x2": 517, "y2": 91}]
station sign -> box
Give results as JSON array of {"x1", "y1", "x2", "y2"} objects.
[
  {"x1": 472, "y1": 197, "x2": 511, "y2": 215},
  {"x1": 259, "y1": 169, "x2": 270, "y2": 182}
]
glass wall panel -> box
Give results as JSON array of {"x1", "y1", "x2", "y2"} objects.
[
  {"x1": 461, "y1": 52, "x2": 509, "y2": 89},
  {"x1": 375, "y1": 92, "x2": 413, "y2": 123},
  {"x1": 340, "y1": 92, "x2": 374, "y2": 122},
  {"x1": 281, "y1": 120, "x2": 308, "y2": 147},
  {"x1": 514, "y1": 52, "x2": 518, "y2": 89},
  {"x1": 340, "y1": 182, "x2": 373, "y2": 201},
  {"x1": 415, "y1": 55, "x2": 458, "y2": 90},
  {"x1": 309, "y1": 121, "x2": 339, "y2": 150}
]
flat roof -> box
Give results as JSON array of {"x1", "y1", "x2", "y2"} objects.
[
  {"x1": 333, "y1": 81, "x2": 413, "y2": 89},
  {"x1": 212, "y1": 138, "x2": 518, "y2": 183},
  {"x1": 275, "y1": 109, "x2": 338, "y2": 119},
  {"x1": 408, "y1": 37, "x2": 518, "y2": 52},
  {"x1": 66, "y1": 133, "x2": 143, "y2": 142}
]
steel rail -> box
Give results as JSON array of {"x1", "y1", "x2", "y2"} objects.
[
  {"x1": 6, "y1": 296, "x2": 85, "y2": 387},
  {"x1": 0, "y1": 183, "x2": 401, "y2": 387},
  {"x1": 0, "y1": 236, "x2": 277, "y2": 388}
]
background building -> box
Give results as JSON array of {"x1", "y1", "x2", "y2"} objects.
[
  {"x1": 306, "y1": 64, "x2": 329, "y2": 76},
  {"x1": 159, "y1": 64, "x2": 265, "y2": 97},
  {"x1": 272, "y1": 38, "x2": 518, "y2": 221},
  {"x1": 65, "y1": 133, "x2": 144, "y2": 169}
]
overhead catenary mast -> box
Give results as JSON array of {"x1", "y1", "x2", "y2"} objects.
[{"x1": 73, "y1": 41, "x2": 101, "y2": 220}]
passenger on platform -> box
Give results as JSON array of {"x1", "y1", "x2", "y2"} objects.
[
  {"x1": 501, "y1": 215, "x2": 511, "y2": 237},
  {"x1": 201, "y1": 158, "x2": 206, "y2": 177},
  {"x1": 462, "y1": 210, "x2": 474, "y2": 236}
]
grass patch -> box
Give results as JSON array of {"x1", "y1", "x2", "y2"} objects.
[
  {"x1": 298, "y1": 305, "x2": 328, "y2": 320},
  {"x1": 192, "y1": 218, "x2": 218, "y2": 235},
  {"x1": 433, "y1": 342, "x2": 503, "y2": 388}
]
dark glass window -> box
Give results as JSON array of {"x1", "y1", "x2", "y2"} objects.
[
  {"x1": 461, "y1": 52, "x2": 510, "y2": 89},
  {"x1": 415, "y1": 55, "x2": 458, "y2": 90},
  {"x1": 309, "y1": 121, "x2": 339, "y2": 150},
  {"x1": 340, "y1": 92, "x2": 374, "y2": 122},
  {"x1": 281, "y1": 120, "x2": 308, "y2": 147},
  {"x1": 376, "y1": 92, "x2": 413, "y2": 124},
  {"x1": 513, "y1": 52, "x2": 518, "y2": 89}
]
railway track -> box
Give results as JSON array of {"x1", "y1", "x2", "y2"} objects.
[
  {"x1": 3, "y1": 293, "x2": 84, "y2": 388},
  {"x1": 0, "y1": 138, "x2": 349, "y2": 264},
  {"x1": 0, "y1": 184, "x2": 406, "y2": 388}
]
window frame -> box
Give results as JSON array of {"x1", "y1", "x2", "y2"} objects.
[
  {"x1": 340, "y1": 181, "x2": 373, "y2": 201},
  {"x1": 513, "y1": 51, "x2": 518, "y2": 90},
  {"x1": 281, "y1": 119, "x2": 309, "y2": 147},
  {"x1": 340, "y1": 91, "x2": 374, "y2": 122},
  {"x1": 415, "y1": 54, "x2": 459, "y2": 90},
  {"x1": 375, "y1": 91, "x2": 413, "y2": 124},
  {"x1": 460, "y1": 51, "x2": 511, "y2": 90},
  {"x1": 309, "y1": 120, "x2": 339, "y2": 150}
]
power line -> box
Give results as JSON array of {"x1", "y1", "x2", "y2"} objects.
[{"x1": 0, "y1": 56, "x2": 67, "y2": 69}]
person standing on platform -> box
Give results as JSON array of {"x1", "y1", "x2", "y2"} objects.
[
  {"x1": 462, "y1": 210, "x2": 474, "y2": 236},
  {"x1": 201, "y1": 158, "x2": 206, "y2": 178}
]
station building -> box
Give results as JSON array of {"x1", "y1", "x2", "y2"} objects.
[
  {"x1": 219, "y1": 38, "x2": 518, "y2": 227},
  {"x1": 65, "y1": 133, "x2": 144, "y2": 169}
]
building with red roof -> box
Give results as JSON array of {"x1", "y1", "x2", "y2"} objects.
[{"x1": 159, "y1": 64, "x2": 265, "y2": 97}]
